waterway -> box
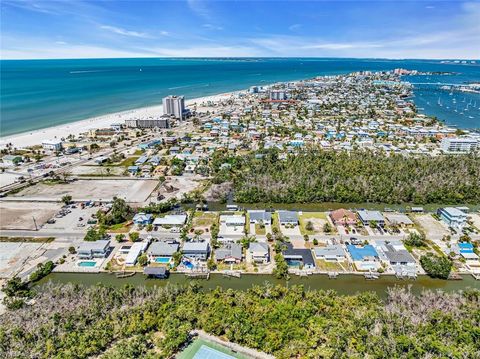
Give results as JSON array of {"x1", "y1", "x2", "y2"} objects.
[{"x1": 36, "y1": 273, "x2": 479, "y2": 299}]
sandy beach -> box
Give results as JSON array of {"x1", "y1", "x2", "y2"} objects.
[{"x1": 0, "y1": 92, "x2": 239, "y2": 149}]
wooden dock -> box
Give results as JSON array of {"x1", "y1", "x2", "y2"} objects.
[{"x1": 185, "y1": 271, "x2": 210, "y2": 279}]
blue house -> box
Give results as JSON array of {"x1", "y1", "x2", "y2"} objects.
[
  {"x1": 133, "y1": 213, "x2": 153, "y2": 225},
  {"x1": 127, "y1": 165, "x2": 139, "y2": 174},
  {"x1": 437, "y1": 207, "x2": 467, "y2": 228},
  {"x1": 347, "y1": 244, "x2": 380, "y2": 270}
]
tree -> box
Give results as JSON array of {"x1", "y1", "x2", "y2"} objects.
[
  {"x1": 266, "y1": 233, "x2": 273, "y2": 242},
  {"x1": 84, "y1": 227, "x2": 102, "y2": 241},
  {"x1": 305, "y1": 221, "x2": 314, "y2": 231},
  {"x1": 420, "y1": 253, "x2": 452, "y2": 279},
  {"x1": 207, "y1": 258, "x2": 216, "y2": 271},
  {"x1": 61, "y1": 195, "x2": 72, "y2": 205},
  {"x1": 303, "y1": 234, "x2": 309, "y2": 242},
  {"x1": 404, "y1": 232, "x2": 427, "y2": 248},
  {"x1": 273, "y1": 253, "x2": 289, "y2": 279},
  {"x1": 115, "y1": 234, "x2": 125, "y2": 242},
  {"x1": 108, "y1": 197, "x2": 132, "y2": 225},
  {"x1": 137, "y1": 253, "x2": 148, "y2": 266},
  {"x1": 313, "y1": 238, "x2": 319, "y2": 246},
  {"x1": 129, "y1": 232, "x2": 140, "y2": 242},
  {"x1": 68, "y1": 246, "x2": 76, "y2": 254},
  {"x1": 323, "y1": 222, "x2": 333, "y2": 233}
]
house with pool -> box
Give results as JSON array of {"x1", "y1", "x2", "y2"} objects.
[
  {"x1": 282, "y1": 243, "x2": 315, "y2": 269},
  {"x1": 77, "y1": 240, "x2": 110, "y2": 260},
  {"x1": 147, "y1": 241, "x2": 179, "y2": 264},
  {"x1": 182, "y1": 241, "x2": 210, "y2": 260},
  {"x1": 346, "y1": 244, "x2": 381, "y2": 271}
]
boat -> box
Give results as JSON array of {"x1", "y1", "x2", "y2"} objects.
[{"x1": 328, "y1": 272, "x2": 338, "y2": 279}]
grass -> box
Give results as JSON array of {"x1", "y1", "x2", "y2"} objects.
[
  {"x1": 192, "y1": 212, "x2": 218, "y2": 228},
  {"x1": 272, "y1": 212, "x2": 280, "y2": 234},
  {"x1": 315, "y1": 259, "x2": 345, "y2": 272},
  {"x1": 0, "y1": 236, "x2": 55, "y2": 243},
  {"x1": 107, "y1": 222, "x2": 132, "y2": 233},
  {"x1": 255, "y1": 223, "x2": 266, "y2": 235},
  {"x1": 118, "y1": 156, "x2": 140, "y2": 167},
  {"x1": 299, "y1": 212, "x2": 327, "y2": 235}
]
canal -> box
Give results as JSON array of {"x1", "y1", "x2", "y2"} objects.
[{"x1": 36, "y1": 273, "x2": 480, "y2": 299}]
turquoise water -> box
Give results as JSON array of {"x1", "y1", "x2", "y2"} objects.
[
  {"x1": 154, "y1": 257, "x2": 171, "y2": 264},
  {"x1": 78, "y1": 261, "x2": 96, "y2": 267},
  {"x1": 1, "y1": 58, "x2": 479, "y2": 136}
]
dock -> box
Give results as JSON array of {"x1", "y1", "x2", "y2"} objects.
[
  {"x1": 185, "y1": 271, "x2": 210, "y2": 279},
  {"x1": 116, "y1": 271, "x2": 136, "y2": 278},
  {"x1": 222, "y1": 270, "x2": 241, "y2": 278},
  {"x1": 328, "y1": 272, "x2": 338, "y2": 279},
  {"x1": 364, "y1": 272, "x2": 380, "y2": 280}
]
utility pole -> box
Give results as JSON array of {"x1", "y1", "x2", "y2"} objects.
[{"x1": 32, "y1": 216, "x2": 38, "y2": 231}]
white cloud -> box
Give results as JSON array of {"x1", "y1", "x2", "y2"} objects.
[
  {"x1": 100, "y1": 25, "x2": 151, "y2": 38},
  {"x1": 288, "y1": 24, "x2": 302, "y2": 31},
  {"x1": 187, "y1": 0, "x2": 211, "y2": 19},
  {"x1": 203, "y1": 24, "x2": 223, "y2": 31}
]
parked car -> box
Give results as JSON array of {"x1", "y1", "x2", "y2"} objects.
[{"x1": 47, "y1": 219, "x2": 56, "y2": 224}]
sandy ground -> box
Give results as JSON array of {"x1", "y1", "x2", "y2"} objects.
[
  {"x1": 413, "y1": 214, "x2": 449, "y2": 237},
  {"x1": 0, "y1": 242, "x2": 43, "y2": 278},
  {"x1": 0, "y1": 201, "x2": 61, "y2": 230},
  {"x1": 0, "y1": 92, "x2": 240, "y2": 149},
  {"x1": 70, "y1": 165, "x2": 125, "y2": 176},
  {"x1": 11, "y1": 179, "x2": 158, "y2": 203}
]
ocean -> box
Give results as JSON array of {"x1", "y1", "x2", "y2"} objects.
[{"x1": 1, "y1": 58, "x2": 479, "y2": 137}]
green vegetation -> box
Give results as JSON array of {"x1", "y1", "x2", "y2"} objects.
[
  {"x1": 218, "y1": 149, "x2": 480, "y2": 204},
  {"x1": 61, "y1": 195, "x2": 72, "y2": 205},
  {"x1": 1, "y1": 284, "x2": 479, "y2": 358},
  {"x1": 0, "y1": 236, "x2": 54, "y2": 243},
  {"x1": 420, "y1": 253, "x2": 453, "y2": 279},
  {"x1": 29, "y1": 261, "x2": 55, "y2": 283},
  {"x1": 84, "y1": 227, "x2": 107, "y2": 242},
  {"x1": 404, "y1": 232, "x2": 428, "y2": 249},
  {"x1": 272, "y1": 253, "x2": 289, "y2": 279}
]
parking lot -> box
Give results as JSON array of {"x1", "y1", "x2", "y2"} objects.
[
  {"x1": 11, "y1": 179, "x2": 158, "y2": 203},
  {"x1": 42, "y1": 205, "x2": 99, "y2": 232}
]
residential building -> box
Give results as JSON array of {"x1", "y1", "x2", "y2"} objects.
[
  {"x1": 77, "y1": 240, "x2": 110, "y2": 259},
  {"x1": 270, "y1": 90, "x2": 287, "y2": 101},
  {"x1": 248, "y1": 242, "x2": 270, "y2": 264},
  {"x1": 277, "y1": 211, "x2": 299, "y2": 226},
  {"x1": 215, "y1": 243, "x2": 243, "y2": 264},
  {"x1": 282, "y1": 243, "x2": 315, "y2": 269},
  {"x1": 153, "y1": 214, "x2": 187, "y2": 227},
  {"x1": 384, "y1": 213, "x2": 414, "y2": 227},
  {"x1": 132, "y1": 213, "x2": 153, "y2": 225},
  {"x1": 125, "y1": 241, "x2": 149, "y2": 266},
  {"x1": 346, "y1": 244, "x2": 380, "y2": 270},
  {"x1": 182, "y1": 241, "x2": 210, "y2": 260},
  {"x1": 437, "y1": 207, "x2": 467, "y2": 228},
  {"x1": 329, "y1": 209, "x2": 357, "y2": 226},
  {"x1": 452, "y1": 242, "x2": 479, "y2": 262},
  {"x1": 313, "y1": 245, "x2": 347, "y2": 261},
  {"x1": 357, "y1": 210, "x2": 385, "y2": 227},
  {"x1": 1, "y1": 155, "x2": 23, "y2": 167},
  {"x1": 220, "y1": 214, "x2": 246, "y2": 227},
  {"x1": 248, "y1": 210, "x2": 272, "y2": 224},
  {"x1": 163, "y1": 95, "x2": 186, "y2": 120},
  {"x1": 147, "y1": 241, "x2": 179, "y2": 262}
]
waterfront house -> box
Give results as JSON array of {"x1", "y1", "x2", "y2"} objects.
[
  {"x1": 220, "y1": 214, "x2": 246, "y2": 227},
  {"x1": 277, "y1": 211, "x2": 299, "y2": 226},
  {"x1": 1, "y1": 155, "x2": 23, "y2": 167},
  {"x1": 313, "y1": 245, "x2": 347, "y2": 261},
  {"x1": 248, "y1": 242, "x2": 270, "y2": 264},
  {"x1": 77, "y1": 240, "x2": 110, "y2": 259},
  {"x1": 125, "y1": 241, "x2": 149, "y2": 266},
  {"x1": 147, "y1": 241, "x2": 179, "y2": 262},
  {"x1": 247, "y1": 210, "x2": 272, "y2": 224},
  {"x1": 437, "y1": 207, "x2": 467, "y2": 228},
  {"x1": 133, "y1": 212, "x2": 153, "y2": 225},
  {"x1": 384, "y1": 213, "x2": 414, "y2": 227},
  {"x1": 329, "y1": 209, "x2": 357, "y2": 226},
  {"x1": 357, "y1": 210, "x2": 385, "y2": 227},
  {"x1": 374, "y1": 240, "x2": 416, "y2": 274},
  {"x1": 182, "y1": 241, "x2": 210, "y2": 260},
  {"x1": 452, "y1": 242, "x2": 479, "y2": 263},
  {"x1": 215, "y1": 243, "x2": 243, "y2": 264},
  {"x1": 42, "y1": 139, "x2": 63, "y2": 151},
  {"x1": 153, "y1": 214, "x2": 187, "y2": 228},
  {"x1": 346, "y1": 244, "x2": 380, "y2": 271},
  {"x1": 282, "y1": 243, "x2": 315, "y2": 269}
]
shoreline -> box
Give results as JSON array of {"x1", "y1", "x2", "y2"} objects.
[{"x1": 0, "y1": 91, "x2": 241, "y2": 149}]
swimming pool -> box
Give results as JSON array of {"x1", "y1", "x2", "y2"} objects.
[
  {"x1": 78, "y1": 261, "x2": 97, "y2": 267},
  {"x1": 155, "y1": 257, "x2": 171, "y2": 264},
  {"x1": 286, "y1": 260, "x2": 302, "y2": 268},
  {"x1": 182, "y1": 261, "x2": 195, "y2": 269}
]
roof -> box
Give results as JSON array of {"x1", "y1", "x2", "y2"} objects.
[
  {"x1": 249, "y1": 242, "x2": 269, "y2": 254},
  {"x1": 277, "y1": 210, "x2": 299, "y2": 223},
  {"x1": 78, "y1": 240, "x2": 110, "y2": 252},
  {"x1": 330, "y1": 209, "x2": 357, "y2": 222},
  {"x1": 133, "y1": 213, "x2": 153, "y2": 222},
  {"x1": 382, "y1": 244, "x2": 415, "y2": 264},
  {"x1": 221, "y1": 215, "x2": 246, "y2": 225},
  {"x1": 183, "y1": 241, "x2": 209, "y2": 253},
  {"x1": 144, "y1": 266, "x2": 167, "y2": 276},
  {"x1": 357, "y1": 210, "x2": 384, "y2": 222},
  {"x1": 216, "y1": 243, "x2": 242, "y2": 260},
  {"x1": 282, "y1": 243, "x2": 315, "y2": 267},
  {"x1": 384, "y1": 213, "x2": 413, "y2": 225},
  {"x1": 248, "y1": 210, "x2": 272, "y2": 223},
  {"x1": 314, "y1": 245, "x2": 346, "y2": 258},
  {"x1": 441, "y1": 207, "x2": 467, "y2": 217},
  {"x1": 346, "y1": 245, "x2": 379, "y2": 261},
  {"x1": 148, "y1": 242, "x2": 179, "y2": 256},
  {"x1": 153, "y1": 214, "x2": 187, "y2": 226}
]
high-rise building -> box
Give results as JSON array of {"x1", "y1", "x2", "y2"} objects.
[
  {"x1": 269, "y1": 90, "x2": 287, "y2": 101},
  {"x1": 162, "y1": 95, "x2": 186, "y2": 120}
]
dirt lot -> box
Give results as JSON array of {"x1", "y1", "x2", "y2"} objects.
[
  {"x1": 412, "y1": 214, "x2": 449, "y2": 237},
  {"x1": 11, "y1": 179, "x2": 158, "y2": 203},
  {"x1": 0, "y1": 201, "x2": 60, "y2": 230},
  {"x1": 192, "y1": 212, "x2": 218, "y2": 232}
]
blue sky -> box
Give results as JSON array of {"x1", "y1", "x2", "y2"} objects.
[{"x1": 1, "y1": 0, "x2": 479, "y2": 59}]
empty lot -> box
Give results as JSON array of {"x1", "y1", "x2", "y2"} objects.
[
  {"x1": 0, "y1": 202, "x2": 60, "y2": 230},
  {"x1": 11, "y1": 179, "x2": 158, "y2": 203}
]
